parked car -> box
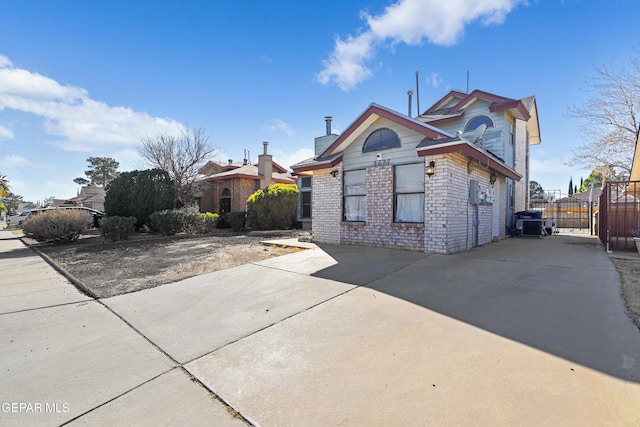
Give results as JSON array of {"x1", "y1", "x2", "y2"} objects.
[
  {"x1": 6, "y1": 211, "x2": 32, "y2": 227},
  {"x1": 56, "y1": 206, "x2": 106, "y2": 228},
  {"x1": 7, "y1": 207, "x2": 106, "y2": 228}
]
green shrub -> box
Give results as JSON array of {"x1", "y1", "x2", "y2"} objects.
[
  {"x1": 22, "y1": 210, "x2": 92, "y2": 243},
  {"x1": 246, "y1": 183, "x2": 298, "y2": 230},
  {"x1": 100, "y1": 216, "x2": 137, "y2": 241},
  {"x1": 149, "y1": 210, "x2": 184, "y2": 235},
  {"x1": 105, "y1": 169, "x2": 176, "y2": 228},
  {"x1": 182, "y1": 212, "x2": 219, "y2": 235},
  {"x1": 224, "y1": 211, "x2": 246, "y2": 232}
]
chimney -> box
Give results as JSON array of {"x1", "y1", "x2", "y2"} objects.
[
  {"x1": 228, "y1": 159, "x2": 233, "y2": 165},
  {"x1": 315, "y1": 115, "x2": 338, "y2": 155},
  {"x1": 258, "y1": 141, "x2": 273, "y2": 189},
  {"x1": 407, "y1": 90, "x2": 413, "y2": 117},
  {"x1": 325, "y1": 116, "x2": 332, "y2": 135}
]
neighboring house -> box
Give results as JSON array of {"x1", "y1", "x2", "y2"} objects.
[
  {"x1": 292, "y1": 89, "x2": 541, "y2": 254},
  {"x1": 53, "y1": 186, "x2": 106, "y2": 211},
  {"x1": 196, "y1": 142, "x2": 296, "y2": 214}
]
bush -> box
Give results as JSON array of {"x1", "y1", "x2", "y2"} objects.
[
  {"x1": 246, "y1": 183, "x2": 298, "y2": 230},
  {"x1": 182, "y1": 212, "x2": 219, "y2": 235},
  {"x1": 22, "y1": 209, "x2": 92, "y2": 243},
  {"x1": 105, "y1": 169, "x2": 176, "y2": 228},
  {"x1": 149, "y1": 210, "x2": 184, "y2": 236},
  {"x1": 100, "y1": 216, "x2": 137, "y2": 241},
  {"x1": 224, "y1": 211, "x2": 246, "y2": 232}
]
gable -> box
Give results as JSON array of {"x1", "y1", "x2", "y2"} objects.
[
  {"x1": 342, "y1": 116, "x2": 441, "y2": 172},
  {"x1": 420, "y1": 89, "x2": 532, "y2": 124},
  {"x1": 320, "y1": 103, "x2": 453, "y2": 159}
]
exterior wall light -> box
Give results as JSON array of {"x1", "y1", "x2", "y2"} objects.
[
  {"x1": 426, "y1": 161, "x2": 436, "y2": 177},
  {"x1": 330, "y1": 170, "x2": 339, "y2": 177},
  {"x1": 490, "y1": 171, "x2": 497, "y2": 185}
]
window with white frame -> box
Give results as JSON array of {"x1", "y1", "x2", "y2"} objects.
[
  {"x1": 394, "y1": 163, "x2": 424, "y2": 223},
  {"x1": 343, "y1": 169, "x2": 366, "y2": 221}
]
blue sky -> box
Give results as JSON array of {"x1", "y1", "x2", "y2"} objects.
[{"x1": 1, "y1": 0, "x2": 638, "y2": 204}]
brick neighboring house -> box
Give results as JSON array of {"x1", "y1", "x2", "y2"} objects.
[
  {"x1": 196, "y1": 142, "x2": 296, "y2": 214},
  {"x1": 292, "y1": 89, "x2": 541, "y2": 254}
]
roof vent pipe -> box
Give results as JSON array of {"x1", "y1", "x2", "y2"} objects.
[
  {"x1": 325, "y1": 116, "x2": 332, "y2": 135},
  {"x1": 263, "y1": 141, "x2": 268, "y2": 155},
  {"x1": 407, "y1": 90, "x2": 413, "y2": 117}
]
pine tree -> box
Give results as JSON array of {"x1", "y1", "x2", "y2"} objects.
[{"x1": 568, "y1": 177, "x2": 574, "y2": 195}]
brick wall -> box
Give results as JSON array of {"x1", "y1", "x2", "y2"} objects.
[
  {"x1": 424, "y1": 153, "x2": 504, "y2": 254},
  {"x1": 311, "y1": 167, "x2": 342, "y2": 244},
  {"x1": 341, "y1": 165, "x2": 424, "y2": 250},
  {"x1": 313, "y1": 154, "x2": 509, "y2": 254}
]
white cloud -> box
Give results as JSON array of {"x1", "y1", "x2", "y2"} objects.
[
  {"x1": 428, "y1": 72, "x2": 442, "y2": 88},
  {"x1": 0, "y1": 55, "x2": 185, "y2": 152},
  {"x1": 2, "y1": 154, "x2": 31, "y2": 168},
  {"x1": 272, "y1": 147, "x2": 315, "y2": 170},
  {"x1": 0, "y1": 124, "x2": 14, "y2": 139},
  {"x1": 0, "y1": 54, "x2": 11, "y2": 68},
  {"x1": 260, "y1": 54, "x2": 273, "y2": 63},
  {"x1": 317, "y1": 0, "x2": 523, "y2": 90},
  {"x1": 262, "y1": 118, "x2": 295, "y2": 136}
]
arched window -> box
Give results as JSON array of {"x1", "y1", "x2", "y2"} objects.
[
  {"x1": 464, "y1": 115, "x2": 494, "y2": 132},
  {"x1": 363, "y1": 128, "x2": 400, "y2": 152}
]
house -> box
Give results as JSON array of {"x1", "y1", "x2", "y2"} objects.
[
  {"x1": 291, "y1": 89, "x2": 541, "y2": 254},
  {"x1": 196, "y1": 142, "x2": 296, "y2": 214},
  {"x1": 53, "y1": 186, "x2": 106, "y2": 211}
]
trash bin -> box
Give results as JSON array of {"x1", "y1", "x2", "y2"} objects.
[{"x1": 515, "y1": 211, "x2": 542, "y2": 237}]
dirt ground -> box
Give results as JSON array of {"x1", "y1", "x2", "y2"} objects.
[
  {"x1": 32, "y1": 229, "x2": 302, "y2": 298},
  {"x1": 612, "y1": 258, "x2": 640, "y2": 330}
]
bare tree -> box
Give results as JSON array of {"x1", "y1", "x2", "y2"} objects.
[
  {"x1": 568, "y1": 52, "x2": 640, "y2": 179},
  {"x1": 138, "y1": 127, "x2": 219, "y2": 206}
]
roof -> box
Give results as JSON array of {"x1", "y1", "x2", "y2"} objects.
[
  {"x1": 292, "y1": 103, "x2": 453, "y2": 173},
  {"x1": 196, "y1": 163, "x2": 295, "y2": 184},
  {"x1": 416, "y1": 89, "x2": 540, "y2": 145},
  {"x1": 415, "y1": 137, "x2": 522, "y2": 181},
  {"x1": 198, "y1": 159, "x2": 288, "y2": 175}
]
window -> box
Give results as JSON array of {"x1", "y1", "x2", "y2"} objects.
[
  {"x1": 394, "y1": 163, "x2": 424, "y2": 223},
  {"x1": 343, "y1": 170, "x2": 366, "y2": 221},
  {"x1": 299, "y1": 176, "x2": 312, "y2": 219},
  {"x1": 220, "y1": 187, "x2": 231, "y2": 214},
  {"x1": 363, "y1": 128, "x2": 400, "y2": 152},
  {"x1": 464, "y1": 115, "x2": 494, "y2": 132}
]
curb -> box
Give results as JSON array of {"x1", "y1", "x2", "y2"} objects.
[{"x1": 21, "y1": 237, "x2": 100, "y2": 300}]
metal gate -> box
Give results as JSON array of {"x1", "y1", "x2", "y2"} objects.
[
  {"x1": 598, "y1": 181, "x2": 640, "y2": 252},
  {"x1": 530, "y1": 190, "x2": 597, "y2": 235}
]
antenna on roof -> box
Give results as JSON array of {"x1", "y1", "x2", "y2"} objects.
[
  {"x1": 415, "y1": 71, "x2": 420, "y2": 115},
  {"x1": 466, "y1": 70, "x2": 470, "y2": 93}
]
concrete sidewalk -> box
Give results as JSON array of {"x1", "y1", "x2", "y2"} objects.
[{"x1": 1, "y1": 229, "x2": 640, "y2": 426}]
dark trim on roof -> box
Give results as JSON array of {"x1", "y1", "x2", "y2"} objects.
[
  {"x1": 422, "y1": 89, "x2": 531, "y2": 122},
  {"x1": 489, "y1": 100, "x2": 531, "y2": 121},
  {"x1": 291, "y1": 154, "x2": 344, "y2": 173},
  {"x1": 320, "y1": 104, "x2": 452, "y2": 158},
  {"x1": 416, "y1": 140, "x2": 521, "y2": 181}
]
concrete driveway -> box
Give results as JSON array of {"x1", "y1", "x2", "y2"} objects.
[{"x1": 1, "y1": 229, "x2": 639, "y2": 426}]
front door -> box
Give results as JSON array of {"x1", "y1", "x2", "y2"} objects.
[{"x1": 220, "y1": 188, "x2": 231, "y2": 214}]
